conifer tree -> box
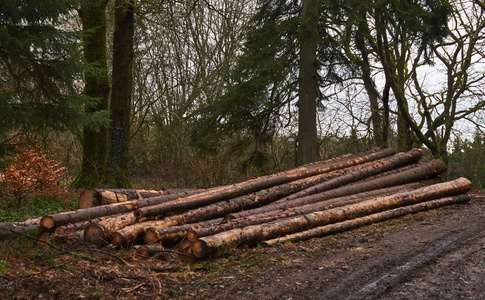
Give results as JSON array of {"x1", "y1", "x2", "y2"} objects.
[{"x1": 0, "y1": 0, "x2": 99, "y2": 153}]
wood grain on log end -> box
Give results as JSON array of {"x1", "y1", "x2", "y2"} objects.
[
  {"x1": 186, "y1": 230, "x2": 198, "y2": 243},
  {"x1": 110, "y1": 232, "x2": 126, "y2": 249},
  {"x1": 84, "y1": 224, "x2": 110, "y2": 247},
  {"x1": 78, "y1": 189, "x2": 100, "y2": 209},
  {"x1": 143, "y1": 229, "x2": 160, "y2": 245},
  {"x1": 39, "y1": 216, "x2": 56, "y2": 232}
]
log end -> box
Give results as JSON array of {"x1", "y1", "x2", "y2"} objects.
[
  {"x1": 84, "y1": 224, "x2": 110, "y2": 247},
  {"x1": 134, "y1": 245, "x2": 153, "y2": 257},
  {"x1": 176, "y1": 238, "x2": 209, "y2": 259},
  {"x1": 191, "y1": 240, "x2": 209, "y2": 259},
  {"x1": 39, "y1": 216, "x2": 56, "y2": 233},
  {"x1": 78, "y1": 189, "x2": 101, "y2": 209},
  {"x1": 144, "y1": 229, "x2": 160, "y2": 245},
  {"x1": 186, "y1": 230, "x2": 199, "y2": 243},
  {"x1": 133, "y1": 209, "x2": 144, "y2": 220},
  {"x1": 110, "y1": 232, "x2": 127, "y2": 249}
]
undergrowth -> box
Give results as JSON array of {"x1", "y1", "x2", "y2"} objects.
[{"x1": 0, "y1": 194, "x2": 77, "y2": 222}]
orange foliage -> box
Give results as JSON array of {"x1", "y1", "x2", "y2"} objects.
[{"x1": 1, "y1": 146, "x2": 67, "y2": 206}]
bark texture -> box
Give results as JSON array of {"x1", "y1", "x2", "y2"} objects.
[
  {"x1": 187, "y1": 178, "x2": 471, "y2": 256},
  {"x1": 263, "y1": 194, "x2": 471, "y2": 245}
]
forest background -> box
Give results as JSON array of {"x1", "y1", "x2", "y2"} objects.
[{"x1": 0, "y1": 0, "x2": 484, "y2": 217}]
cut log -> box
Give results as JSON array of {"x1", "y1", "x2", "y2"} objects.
[
  {"x1": 192, "y1": 178, "x2": 441, "y2": 239},
  {"x1": 142, "y1": 218, "x2": 224, "y2": 246},
  {"x1": 133, "y1": 148, "x2": 396, "y2": 220},
  {"x1": 133, "y1": 244, "x2": 165, "y2": 257},
  {"x1": 184, "y1": 178, "x2": 471, "y2": 257},
  {"x1": 54, "y1": 220, "x2": 94, "y2": 236},
  {"x1": 79, "y1": 188, "x2": 165, "y2": 208},
  {"x1": 83, "y1": 213, "x2": 137, "y2": 247},
  {"x1": 39, "y1": 190, "x2": 201, "y2": 232},
  {"x1": 78, "y1": 188, "x2": 205, "y2": 208},
  {"x1": 109, "y1": 218, "x2": 224, "y2": 248},
  {"x1": 262, "y1": 194, "x2": 471, "y2": 245},
  {"x1": 225, "y1": 150, "x2": 433, "y2": 221},
  {"x1": 0, "y1": 217, "x2": 42, "y2": 236}
]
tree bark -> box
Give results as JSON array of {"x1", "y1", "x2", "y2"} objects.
[
  {"x1": 79, "y1": 188, "x2": 167, "y2": 208},
  {"x1": 262, "y1": 194, "x2": 471, "y2": 245},
  {"x1": 74, "y1": 0, "x2": 110, "y2": 187},
  {"x1": 39, "y1": 190, "x2": 200, "y2": 232},
  {"x1": 298, "y1": 0, "x2": 319, "y2": 165},
  {"x1": 226, "y1": 149, "x2": 428, "y2": 220},
  {"x1": 106, "y1": 0, "x2": 135, "y2": 187},
  {"x1": 185, "y1": 178, "x2": 471, "y2": 257},
  {"x1": 190, "y1": 178, "x2": 439, "y2": 239},
  {"x1": 134, "y1": 148, "x2": 396, "y2": 220},
  {"x1": 0, "y1": 217, "x2": 41, "y2": 236}
]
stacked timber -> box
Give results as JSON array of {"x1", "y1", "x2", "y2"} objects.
[{"x1": 33, "y1": 148, "x2": 474, "y2": 260}]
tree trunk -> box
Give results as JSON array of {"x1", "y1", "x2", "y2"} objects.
[
  {"x1": 298, "y1": 0, "x2": 319, "y2": 165},
  {"x1": 184, "y1": 178, "x2": 471, "y2": 257},
  {"x1": 190, "y1": 178, "x2": 439, "y2": 239},
  {"x1": 0, "y1": 217, "x2": 41, "y2": 236},
  {"x1": 134, "y1": 148, "x2": 396, "y2": 220},
  {"x1": 74, "y1": 0, "x2": 110, "y2": 187},
  {"x1": 79, "y1": 188, "x2": 166, "y2": 208},
  {"x1": 106, "y1": 0, "x2": 135, "y2": 187},
  {"x1": 226, "y1": 149, "x2": 428, "y2": 220},
  {"x1": 78, "y1": 188, "x2": 202, "y2": 208},
  {"x1": 39, "y1": 190, "x2": 200, "y2": 232},
  {"x1": 262, "y1": 194, "x2": 471, "y2": 246}
]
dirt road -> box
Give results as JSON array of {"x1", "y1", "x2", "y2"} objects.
[
  {"x1": 191, "y1": 195, "x2": 485, "y2": 300},
  {"x1": 1, "y1": 194, "x2": 483, "y2": 299}
]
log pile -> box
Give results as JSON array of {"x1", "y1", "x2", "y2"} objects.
[{"x1": 32, "y1": 148, "x2": 473, "y2": 259}]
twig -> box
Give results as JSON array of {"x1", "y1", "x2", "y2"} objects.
[{"x1": 122, "y1": 282, "x2": 147, "y2": 293}]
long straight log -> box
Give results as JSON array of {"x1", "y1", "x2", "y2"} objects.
[
  {"x1": 134, "y1": 148, "x2": 396, "y2": 220},
  {"x1": 191, "y1": 178, "x2": 441, "y2": 239},
  {"x1": 79, "y1": 188, "x2": 163, "y2": 208},
  {"x1": 262, "y1": 194, "x2": 471, "y2": 246},
  {"x1": 186, "y1": 178, "x2": 471, "y2": 258},
  {"x1": 0, "y1": 217, "x2": 42, "y2": 236},
  {"x1": 78, "y1": 188, "x2": 204, "y2": 208},
  {"x1": 275, "y1": 149, "x2": 423, "y2": 202},
  {"x1": 225, "y1": 150, "x2": 432, "y2": 221},
  {"x1": 39, "y1": 190, "x2": 202, "y2": 232}
]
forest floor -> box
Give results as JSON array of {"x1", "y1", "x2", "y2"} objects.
[{"x1": 0, "y1": 191, "x2": 484, "y2": 300}]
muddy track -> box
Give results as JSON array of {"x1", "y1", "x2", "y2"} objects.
[{"x1": 350, "y1": 222, "x2": 485, "y2": 300}]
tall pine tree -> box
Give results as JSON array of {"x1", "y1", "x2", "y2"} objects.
[{"x1": 0, "y1": 0, "x2": 99, "y2": 153}]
